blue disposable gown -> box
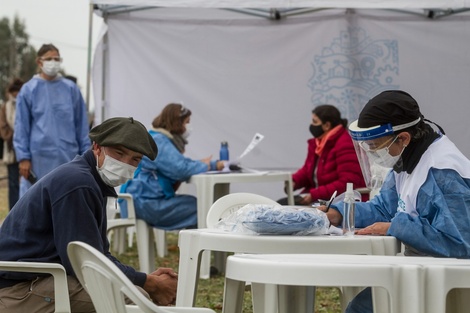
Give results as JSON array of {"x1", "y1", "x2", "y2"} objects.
[
  {"x1": 335, "y1": 136, "x2": 470, "y2": 313},
  {"x1": 121, "y1": 130, "x2": 213, "y2": 230},
  {"x1": 13, "y1": 75, "x2": 90, "y2": 194},
  {"x1": 332, "y1": 136, "x2": 470, "y2": 258}
]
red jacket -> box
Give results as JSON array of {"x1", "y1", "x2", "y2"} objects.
[{"x1": 292, "y1": 126, "x2": 367, "y2": 202}]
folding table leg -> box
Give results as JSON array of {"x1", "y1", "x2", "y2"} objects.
[
  {"x1": 251, "y1": 283, "x2": 278, "y2": 313},
  {"x1": 278, "y1": 285, "x2": 315, "y2": 313},
  {"x1": 223, "y1": 278, "x2": 246, "y2": 313}
]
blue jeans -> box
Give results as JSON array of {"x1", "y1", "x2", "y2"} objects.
[
  {"x1": 7, "y1": 163, "x2": 19, "y2": 210},
  {"x1": 346, "y1": 287, "x2": 373, "y2": 313}
]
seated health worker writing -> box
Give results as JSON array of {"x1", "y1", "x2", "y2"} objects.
[
  {"x1": 0, "y1": 117, "x2": 177, "y2": 313},
  {"x1": 322, "y1": 90, "x2": 470, "y2": 313},
  {"x1": 279, "y1": 104, "x2": 366, "y2": 205},
  {"x1": 121, "y1": 103, "x2": 225, "y2": 230}
]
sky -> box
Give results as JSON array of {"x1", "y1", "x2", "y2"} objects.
[{"x1": 2, "y1": 0, "x2": 104, "y2": 110}]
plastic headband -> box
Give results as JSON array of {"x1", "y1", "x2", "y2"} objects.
[
  {"x1": 179, "y1": 105, "x2": 190, "y2": 118},
  {"x1": 349, "y1": 117, "x2": 421, "y2": 141}
]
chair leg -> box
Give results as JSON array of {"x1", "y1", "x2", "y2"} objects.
[
  {"x1": 214, "y1": 251, "x2": 228, "y2": 274},
  {"x1": 223, "y1": 278, "x2": 246, "y2": 313},
  {"x1": 127, "y1": 226, "x2": 136, "y2": 248},
  {"x1": 111, "y1": 229, "x2": 126, "y2": 254},
  {"x1": 136, "y1": 219, "x2": 155, "y2": 273},
  {"x1": 153, "y1": 229, "x2": 168, "y2": 258}
]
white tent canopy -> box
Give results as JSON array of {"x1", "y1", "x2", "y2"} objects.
[
  {"x1": 90, "y1": 1, "x2": 470, "y2": 199},
  {"x1": 92, "y1": 0, "x2": 470, "y2": 9}
]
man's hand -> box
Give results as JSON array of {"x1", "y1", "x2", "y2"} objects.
[
  {"x1": 143, "y1": 267, "x2": 178, "y2": 306},
  {"x1": 19, "y1": 159, "x2": 31, "y2": 179},
  {"x1": 356, "y1": 222, "x2": 391, "y2": 236}
]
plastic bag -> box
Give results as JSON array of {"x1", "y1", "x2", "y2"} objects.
[{"x1": 215, "y1": 203, "x2": 329, "y2": 236}]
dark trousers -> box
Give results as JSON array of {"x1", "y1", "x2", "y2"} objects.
[{"x1": 7, "y1": 163, "x2": 19, "y2": 210}]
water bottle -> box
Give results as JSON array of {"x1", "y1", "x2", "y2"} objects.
[
  {"x1": 343, "y1": 183, "x2": 355, "y2": 237},
  {"x1": 220, "y1": 141, "x2": 229, "y2": 161}
]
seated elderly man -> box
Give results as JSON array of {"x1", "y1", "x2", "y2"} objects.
[
  {"x1": 0, "y1": 117, "x2": 177, "y2": 313},
  {"x1": 322, "y1": 90, "x2": 470, "y2": 313}
]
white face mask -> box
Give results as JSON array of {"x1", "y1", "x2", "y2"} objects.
[
  {"x1": 96, "y1": 149, "x2": 137, "y2": 187},
  {"x1": 182, "y1": 124, "x2": 192, "y2": 139},
  {"x1": 370, "y1": 136, "x2": 405, "y2": 168},
  {"x1": 42, "y1": 60, "x2": 61, "y2": 77}
]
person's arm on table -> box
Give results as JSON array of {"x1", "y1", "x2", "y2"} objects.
[{"x1": 388, "y1": 169, "x2": 470, "y2": 257}]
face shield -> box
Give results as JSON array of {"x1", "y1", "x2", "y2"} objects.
[{"x1": 348, "y1": 118, "x2": 420, "y2": 189}]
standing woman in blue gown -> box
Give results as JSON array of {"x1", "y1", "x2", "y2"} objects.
[{"x1": 13, "y1": 43, "x2": 90, "y2": 197}]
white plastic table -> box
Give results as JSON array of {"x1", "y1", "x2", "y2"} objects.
[
  {"x1": 188, "y1": 171, "x2": 295, "y2": 229},
  {"x1": 175, "y1": 228, "x2": 401, "y2": 308},
  {"x1": 223, "y1": 254, "x2": 470, "y2": 313},
  {"x1": 187, "y1": 171, "x2": 295, "y2": 278}
]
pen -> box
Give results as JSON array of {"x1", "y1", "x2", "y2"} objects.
[{"x1": 325, "y1": 190, "x2": 337, "y2": 212}]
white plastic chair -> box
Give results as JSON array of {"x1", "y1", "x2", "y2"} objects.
[
  {"x1": 206, "y1": 192, "x2": 279, "y2": 272},
  {"x1": 206, "y1": 192, "x2": 278, "y2": 228},
  {"x1": 117, "y1": 194, "x2": 168, "y2": 259},
  {"x1": 0, "y1": 261, "x2": 71, "y2": 313},
  {"x1": 107, "y1": 193, "x2": 167, "y2": 274},
  {"x1": 205, "y1": 192, "x2": 279, "y2": 311},
  {"x1": 107, "y1": 194, "x2": 137, "y2": 254},
  {"x1": 67, "y1": 241, "x2": 215, "y2": 313}
]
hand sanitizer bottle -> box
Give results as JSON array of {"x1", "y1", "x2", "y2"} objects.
[{"x1": 343, "y1": 183, "x2": 355, "y2": 237}]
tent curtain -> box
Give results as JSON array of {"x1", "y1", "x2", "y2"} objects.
[{"x1": 92, "y1": 7, "x2": 470, "y2": 198}]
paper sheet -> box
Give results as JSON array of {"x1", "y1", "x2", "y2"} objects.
[{"x1": 237, "y1": 133, "x2": 264, "y2": 160}]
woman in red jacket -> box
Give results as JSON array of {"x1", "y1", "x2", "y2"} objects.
[{"x1": 281, "y1": 105, "x2": 366, "y2": 205}]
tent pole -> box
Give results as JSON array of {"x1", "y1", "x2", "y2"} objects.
[
  {"x1": 86, "y1": 3, "x2": 94, "y2": 114},
  {"x1": 100, "y1": 23, "x2": 108, "y2": 123}
]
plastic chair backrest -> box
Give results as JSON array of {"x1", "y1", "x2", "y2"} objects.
[
  {"x1": 206, "y1": 192, "x2": 278, "y2": 228},
  {"x1": 0, "y1": 261, "x2": 71, "y2": 313},
  {"x1": 107, "y1": 193, "x2": 136, "y2": 232},
  {"x1": 67, "y1": 241, "x2": 175, "y2": 313}
]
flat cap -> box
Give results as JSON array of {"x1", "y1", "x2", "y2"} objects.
[{"x1": 89, "y1": 117, "x2": 158, "y2": 160}]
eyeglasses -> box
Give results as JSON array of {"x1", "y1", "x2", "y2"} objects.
[
  {"x1": 359, "y1": 136, "x2": 397, "y2": 152},
  {"x1": 40, "y1": 57, "x2": 63, "y2": 62}
]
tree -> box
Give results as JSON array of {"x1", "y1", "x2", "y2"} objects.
[{"x1": 0, "y1": 15, "x2": 37, "y2": 101}]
